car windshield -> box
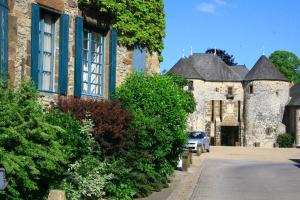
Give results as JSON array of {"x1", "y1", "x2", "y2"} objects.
[{"x1": 189, "y1": 132, "x2": 205, "y2": 139}]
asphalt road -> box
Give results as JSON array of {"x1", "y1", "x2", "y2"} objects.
[{"x1": 190, "y1": 158, "x2": 300, "y2": 200}]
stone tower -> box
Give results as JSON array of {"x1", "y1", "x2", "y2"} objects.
[{"x1": 244, "y1": 56, "x2": 290, "y2": 147}]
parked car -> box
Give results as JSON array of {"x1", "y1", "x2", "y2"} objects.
[{"x1": 186, "y1": 131, "x2": 210, "y2": 152}]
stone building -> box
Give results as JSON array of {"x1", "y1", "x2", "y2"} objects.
[
  {"x1": 0, "y1": 0, "x2": 159, "y2": 100},
  {"x1": 169, "y1": 53, "x2": 299, "y2": 147},
  {"x1": 285, "y1": 83, "x2": 300, "y2": 147}
]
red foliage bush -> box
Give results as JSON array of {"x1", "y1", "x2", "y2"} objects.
[{"x1": 57, "y1": 97, "x2": 133, "y2": 157}]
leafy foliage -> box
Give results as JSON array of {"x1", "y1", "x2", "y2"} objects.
[
  {"x1": 62, "y1": 156, "x2": 113, "y2": 200},
  {"x1": 78, "y1": 0, "x2": 166, "y2": 56},
  {"x1": 61, "y1": 119, "x2": 113, "y2": 200},
  {"x1": 277, "y1": 133, "x2": 294, "y2": 148},
  {"x1": 114, "y1": 73, "x2": 196, "y2": 197},
  {"x1": 57, "y1": 97, "x2": 133, "y2": 158},
  {"x1": 206, "y1": 48, "x2": 237, "y2": 66},
  {"x1": 0, "y1": 81, "x2": 67, "y2": 199},
  {"x1": 269, "y1": 50, "x2": 300, "y2": 83},
  {"x1": 45, "y1": 110, "x2": 91, "y2": 163}
]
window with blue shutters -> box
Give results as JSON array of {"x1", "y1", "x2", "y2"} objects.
[
  {"x1": 31, "y1": 4, "x2": 69, "y2": 94},
  {"x1": 82, "y1": 29, "x2": 105, "y2": 97},
  {"x1": 39, "y1": 12, "x2": 56, "y2": 92}
]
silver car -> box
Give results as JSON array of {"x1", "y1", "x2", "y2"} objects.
[{"x1": 186, "y1": 131, "x2": 210, "y2": 152}]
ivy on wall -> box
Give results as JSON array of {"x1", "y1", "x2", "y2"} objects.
[{"x1": 79, "y1": 0, "x2": 166, "y2": 60}]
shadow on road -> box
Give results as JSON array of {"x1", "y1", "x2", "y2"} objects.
[{"x1": 290, "y1": 159, "x2": 300, "y2": 168}]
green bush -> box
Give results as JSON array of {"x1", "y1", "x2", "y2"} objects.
[
  {"x1": 61, "y1": 156, "x2": 113, "y2": 200},
  {"x1": 114, "y1": 73, "x2": 196, "y2": 197},
  {"x1": 0, "y1": 81, "x2": 68, "y2": 199},
  {"x1": 277, "y1": 133, "x2": 294, "y2": 148},
  {"x1": 61, "y1": 118, "x2": 112, "y2": 200},
  {"x1": 45, "y1": 110, "x2": 90, "y2": 163}
]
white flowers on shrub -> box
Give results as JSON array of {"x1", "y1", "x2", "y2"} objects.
[{"x1": 62, "y1": 118, "x2": 113, "y2": 200}]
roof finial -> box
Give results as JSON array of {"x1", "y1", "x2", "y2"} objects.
[
  {"x1": 190, "y1": 46, "x2": 193, "y2": 56},
  {"x1": 214, "y1": 46, "x2": 217, "y2": 55},
  {"x1": 262, "y1": 46, "x2": 265, "y2": 56},
  {"x1": 182, "y1": 48, "x2": 185, "y2": 58}
]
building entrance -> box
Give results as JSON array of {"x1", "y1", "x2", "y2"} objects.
[{"x1": 221, "y1": 126, "x2": 239, "y2": 146}]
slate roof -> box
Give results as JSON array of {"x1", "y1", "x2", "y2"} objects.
[
  {"x1": 244, "y1": 55, "x2": 289, "y2": 82},
  {"x1": 288, "y1": 83, "x2": 300, "y2": 106},
  {"x1": 169, "y1": 53, "x2": 247, "y2": 82},
  {"x1": 229, "y1": 65, "x2": 249, "y2": 79}
]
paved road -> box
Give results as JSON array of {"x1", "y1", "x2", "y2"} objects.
[{"x1": 190, "y1": 149, "x2": 300, "y2": 200}]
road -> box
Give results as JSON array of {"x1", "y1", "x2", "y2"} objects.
[{"x1": 190, "y1": 147, "x2": 300, "y2": 200}]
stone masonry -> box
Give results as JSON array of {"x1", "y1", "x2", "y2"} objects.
[
  {"x1": 296, "y1": 108, "x2": 300, "y2": 147},
  {"x1": 244, "y1": 81, "x2": 290, "y2": 147},
  {"x1": 7, "y1": 0, "x2": 160, "y2": 97}
]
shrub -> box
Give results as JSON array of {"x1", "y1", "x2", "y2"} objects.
[
  {"x1": 114, "y1": 73, "x2": 196, "y2": 197},
  {"x1": 277, "y1": 133, "x2": 294, "y2": 148},
  {"x1": 57, "y1": 97, "x2": 133, "y2": 158},
  {"x1": 45, "y1": 110, "x2": 91, "y2": 163},
  {"x1": 61, "y1": 156, "x2": 113, "y2": 200},
  {"x1": 0, "y1": 81, "x2": 67, "y2": 199}
]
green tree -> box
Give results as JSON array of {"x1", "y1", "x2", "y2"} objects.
[
  {"x1": 114, "y1": 73, "x2": 196, "y2": 197},
  {"x1": 205, "y1": 48, "x2": 237, "y2": 66},
  {"x1": 0, "y1": 81, "x2": 67, "y2": 199},
  {"x1": 269, "y1": 50, "x2": 300, "y2": 83}
]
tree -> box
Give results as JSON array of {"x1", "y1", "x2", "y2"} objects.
[
  {"x1": 114, "y1": 73, "x2": 196, "y2": 197},
  {"x1": 205, "y1": 48, "x2": 237, "y2": 66},
  {"x1": 269, "y1": 50, "x2": 300, "y2": 83}
]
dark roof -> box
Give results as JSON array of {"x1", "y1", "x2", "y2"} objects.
[
  {"x1": 169, "y1": 53, "x2": 246, "y2": 82},
  {"x1": 288, "y1": 83, "x2": 300, "y2": 106},
  {"x1": 229, "y1": 65, "x2": 249, "y2": 79},
  {"x1": 244, "y1": 55, "x2": 289, "y2": 81}
]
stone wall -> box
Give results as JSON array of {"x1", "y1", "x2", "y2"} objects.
[
  {"x1": 146, "y1": 51, "x2": 160, "y2": 74},
  {"x1": 296, "y1": 108, "x2": 300, "y2": 147},
  {"x1": 244, "y1": 80, "x2": 290, "y2": 147},
  {"x1": 188, "y1": 80, "x2": 244, "y2": 132},
  {"x1": 115, "y1": 46, "x2": 160, "y2": 86}
]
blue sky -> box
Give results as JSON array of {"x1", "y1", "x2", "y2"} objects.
[{"x1": 161, "y1": 0, "x2": 300, "y2": 72}]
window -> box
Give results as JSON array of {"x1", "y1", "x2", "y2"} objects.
[
  {"x1": 227, "y1": 87, "x2": 233, "y2": 95},
  {"x1": 226, "y1": 87, "x2": 234, "y2": 100},
  {"x1": 0, "y1": 0, "x2": 8, "y2": 83},
  {"x1": 266, "y1": 128, "x2": 271, "y2": 136},
  {"x1": 38, "y1": 12, "x2": 56, "y2": 92},
  {"x1": 249, "y1": 85, "x2": 253, "y2": 94},
  {"x1": 82, "y1": 29, "x2": 105, "y2": 97},
  {"x1": 188, "y1": 81, "x2": 194, "y2": 91}
]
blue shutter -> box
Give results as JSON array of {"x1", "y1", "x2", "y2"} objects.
[
  {"x1": 109, "y1": 29, "x2": 117, "y2": 97},
  {"x1": 132, "y1": 47, "x2": 146, "y2": 73},
  {"x1": 31, "y1": 3, "x2": 40, "y2": 88},
  {"x1": 0, "y1": 0, "x2": 8, "y2": 85},
  {"x1": 74, "y1": 16, "x2": 83, "y2": 97},
  {"x1": 58, "y1": 14, "x2": 69, "y2": 95}
]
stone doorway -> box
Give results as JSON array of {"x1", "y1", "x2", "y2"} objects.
[{"x1": 221, "y1": 126, "x2": 239, "y2": 146}]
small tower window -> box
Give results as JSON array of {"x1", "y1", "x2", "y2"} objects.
[
  {"x1": 266, "y1": 128, "x2": 271, "y2": 136},
  {"x1": 226, "y1": 87, "x2": 234, "y2": 100},
  {"x1": 188, "y1": 81, "x2": 194, "y2": 91},
  {"x1": 228, "y1": 87, "x2": 233, "y2": 95},
  {"x1": 249, "y1": 85, "x2": 253, "y2": 94},
  {"x1": 215, "y1": 87, "x2": 219, "y2": 92}
]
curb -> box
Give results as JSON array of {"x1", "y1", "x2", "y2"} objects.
[{"x1": 166, "y1": 155, "x2": 205, "y2": 200}]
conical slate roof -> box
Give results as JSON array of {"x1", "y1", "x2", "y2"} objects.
[
  {"x1": 169, "y1": 54, "x2": 247, "y2": 82},
  {"x1": 244, "y1": 55, "x2": 288, "y2": 81}
]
